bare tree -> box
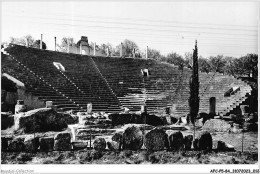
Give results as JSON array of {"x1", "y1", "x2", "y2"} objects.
[{"x1": 57, "y1": 37, "x2": 75, "y2": 52}]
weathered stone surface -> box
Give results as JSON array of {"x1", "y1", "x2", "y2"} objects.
[
  {"x1": 106, "y1": 132, "x2": 123, "y2": 151},
  {"x1": 24, "y1": 136, "x2": 40, "y2": 152},
  {"x1": 54, "y1": 132, "x2": 71, "y2": 151},
  {"x1": 15, "y1": 101, "x2": 27, "y2": 114},
  {"x1": 202, "y1": 119, "x2": 231, "y2": 132},
  {"x1": 122, "y1": 126, "x2": 143, "y2": 150},
  {"x1": 39, "y1": 137, "x2": 54, "y2": 152},
  {"x1": 93, "y1": 138, "x2": 106, "y2": 151},
  {"x1": 1, "y1": 137, "x2": 9, "y2": 151},
  {"x1": 75, "y1": 128, "x2": 97, "y2": 141},
  {"x1": 184, "y1": 135, "x2": 193, "y2": 150},
  {"x1": 112, "y1": 132, "x2": 123, "y2": 144},
  {"x1": 108, "y1": 113, "x2": 164, "y2": 126},
  {"x1": 1, "y1": 113, "x2": 14, "y2": 130},
  {"x1": 193, "y1": 138, "x2": 199, "y2": 150},
  {"x1": 141, "y1": 113, "x2": 164, "y2": 126},
  {"x1": 168, "y1": 131, "x2": 184, "y2": 151},
  {"x1": 195, "y1": 118, "x2": 203, "y2": 127},
  {"x1": 107, "y1": 140, "x2": 121, "y2": 151},
  {"x1": 54, "y1": 132, "x2": 71, "y2": 140},
  {"x1": 72, "y1": 141, "x2": 88, "y2": 150},
  {"x1": 14, "y1": 108, "x2": 77, "y2": 133},
  {"x1": 144, "y1": 128, "x2": 168, "y2": 151},
  {"x1": 217, "y1": 141, "x2": 235, "y2": 151},
  {"x1": 198, "y1": 131, "x2": 212, "y2": 151},
  {"x1": 8, "y1": 138, "x2": 25, "y2": 152},
  {"x1": 109, "y1": 114, "x2": 139, "y2": 125}
]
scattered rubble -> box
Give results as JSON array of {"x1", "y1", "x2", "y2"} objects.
[{"x1": 14, "y1": 108, "x2": 78, "y2": 133}]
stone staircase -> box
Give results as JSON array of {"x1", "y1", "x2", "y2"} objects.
[
  {"x1": 3, "y1": 44, "x2": 122, "y2": 113},
  {"x1": 2, "y1": 44, "x2": 252, "y2": 117}
]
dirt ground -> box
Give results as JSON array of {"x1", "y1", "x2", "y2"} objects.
[{"x1": 1, "y1": 149, "x2": 258, "y2": 164}]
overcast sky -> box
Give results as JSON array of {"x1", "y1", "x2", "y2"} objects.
[{"x1": 1, "y1": 1, "x2": 259, "y2": 57}]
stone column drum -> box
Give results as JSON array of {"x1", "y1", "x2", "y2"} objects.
[
  {"x1": 15, "y1": 100, "x2": 26, "y2": 114},
  {"x1": 87, "y1": 103, "x2": 92, "y2": 114},
  {"x1": 46, "y1": 101, "x2": 53, "y2": 108}
]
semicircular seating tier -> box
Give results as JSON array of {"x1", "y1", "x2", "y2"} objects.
[{"x1": 2, "y1": 44, "x2": 252, "y2": 117}]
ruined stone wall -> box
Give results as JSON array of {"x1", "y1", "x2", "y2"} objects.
[{"x1": 17, "y1": 87, "x2": 45, "y2": 110}]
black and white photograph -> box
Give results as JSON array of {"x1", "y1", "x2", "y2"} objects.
[{"x1": 0, "y1": 0, "x2": 259, "y2": 173}]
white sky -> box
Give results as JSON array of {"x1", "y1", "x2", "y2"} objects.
[{"x1": 1, "y1": 1, "x2": 259, "y2": 57}]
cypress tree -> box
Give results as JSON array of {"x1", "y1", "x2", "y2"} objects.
[{"x1": 189, "y1": 40, "x2": 200, "y2": 125}]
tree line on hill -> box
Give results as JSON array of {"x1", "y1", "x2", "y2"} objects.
[
  {"x1": 7, "y1": 35, "x2": 47, "y2": 50},
  {"x1": 5, "y1": 35, "x2": 258, "y2": 79}
]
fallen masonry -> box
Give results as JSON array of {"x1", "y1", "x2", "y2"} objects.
[{"x1": 1, "y1": 107, "x2": 253, "y2": 153}]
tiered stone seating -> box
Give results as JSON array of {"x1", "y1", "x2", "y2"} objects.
[
  {"x1": 93, "y1": 57, "x2": 193, "y2": 115},
  {"x1": 1, "y1": 52, "x2": 77, "y2": 110},
  {"x1": 3, "y1": 44, "x2": 252, "y2": 117},
  {"x1": 198, "y1": 73, "x2": 252, "y2": 115},
  {"x1": 93, "y1": 57, "x2": 252, "y2": 117},
  {"x1": 4, "y1": 45, "x2": 121, "y2": 112}
]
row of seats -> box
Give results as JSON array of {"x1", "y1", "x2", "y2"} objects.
[
  {"x1": 4, "y1": 45, "x2": 122, "y2": 112},
  {"x1": 3, "y1": 44, "x2": 252, "y2": 116},
  {"x1": 93, "y1": 56, "x2": 252, "y2": 117}
]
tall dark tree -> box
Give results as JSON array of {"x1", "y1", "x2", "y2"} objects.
[{"x1": 189, "y1": 40, "x2": 200, "y2": 125}]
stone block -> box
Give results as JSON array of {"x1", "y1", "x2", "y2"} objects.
[
  {"x1": 1, "y1": 137, "x2": 9, "y2": 151},
  {"x1": 72, "y1": 141, "x2": 88, "y2": 150},
  {"x1": 13, "y1": 108, "x2": 76, "y2": 133},
  {"x1": 40, "y1": 137, "x2": 54, "y2": 152},
  {"x1": 217, "y1": 141, "x2": 235, "y2": 151},
  {"x1": 54, "y1": 132, "x2": 71, "y2": 151},
  {"x1": 24, "y1": 136, "x2": 40, "y2": 152},
  {"x1": 93, "y1": 138, "x2": 106, "y2": 151},
  {"x1": 202, "y1": 119, "x2": 231, "y2": 132},
  {"x1": 198, "y1": 131, "x2": 212, "y2": 151},
  {"x1": 107, "y1": 140, "x2": 121, "y2": 151},
  {"x1": 8, "y1": 138, "x2": 25, "y2": 152},
  {"x1": 193, "y1": 138, "x2": 199, "y2": 150},
  {"x1": 184, "y1": 135, "x2": 193, "y2": 150},
  {"x1": 144, "y1": 128, "x2": 168, "y2": 151},
  {"x1": 45, "y1": 101, "x2": 53, "y2": 108},
  {"x1": 122, "y1": 126, "x2": 143, "y2": 150},
  {"x1": 168, "y1": 131, "x2": 184, "y2": 151}
]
